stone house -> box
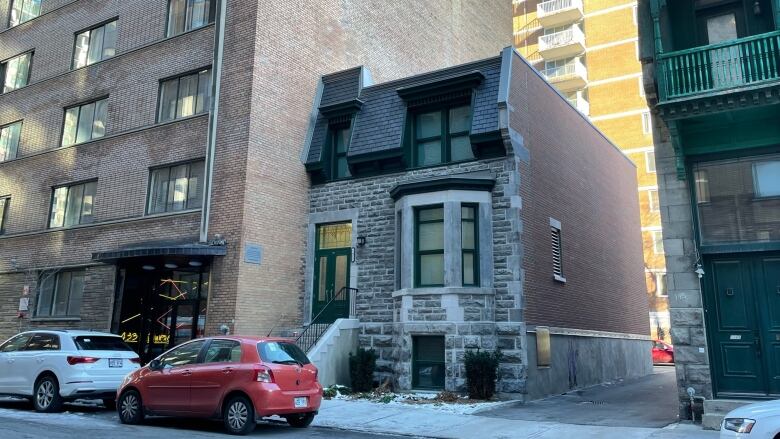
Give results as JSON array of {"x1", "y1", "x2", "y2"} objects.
[{"x1": 301, "y1": 47, "x2": 652, "y2": 398}]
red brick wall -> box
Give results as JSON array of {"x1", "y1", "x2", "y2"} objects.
[{"x1": 509, "y1": 53, "x2": 649, "y2": 335}]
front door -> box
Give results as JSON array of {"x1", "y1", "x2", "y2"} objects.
[
  {"x1": 696, "y1": 3, "x2": 746, "y2": 89},
  {"x1": 312, "y1": 223, "x2": 352, "y2": 323},
  {"x1": 704, "y1": 252, "x2": 780, "y2": 397}
]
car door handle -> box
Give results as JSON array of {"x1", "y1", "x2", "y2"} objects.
[
  {"x1": 6, "y1": 359, "x2": 13, "y2": 364},
  {"x1": 222, "y1": 367, "x2": 233, "y2": 374},
  {"x1": 180, "y1": 369, "x2": 192, "y2": 376}
]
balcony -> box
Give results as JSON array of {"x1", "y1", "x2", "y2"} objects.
[
  {"x1": 566, "y1": 91, "x2": 590, "y2": 116},
  {"x1": 657, "y1": 31, "x2": 780, "y2": 103},
  {"x1": 541, "y1": 58, "x2": 588, "y2": 92},
  {"x1": 538, "y1": 26, "x2": 586, "y2": 60},
  {"x1": 537, "y1": 0, "x2": 584, "y2": 28}
]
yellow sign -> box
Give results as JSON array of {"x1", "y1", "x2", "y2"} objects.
[{"x1": 121, "y1": 332, "x2": 139, "y2": 343}]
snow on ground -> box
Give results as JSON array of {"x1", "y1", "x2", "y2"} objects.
[{"x1": 328, "y1": 390, "x2": 516, "y2": 415}]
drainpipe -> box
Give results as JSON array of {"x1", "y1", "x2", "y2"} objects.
[{"x1": 200, "y1": 0, "x2": 227, "y2": 243}]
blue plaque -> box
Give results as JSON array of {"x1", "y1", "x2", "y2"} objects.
[{"x1": 244, "y1": 243, "x2": 263, "y2": 265}]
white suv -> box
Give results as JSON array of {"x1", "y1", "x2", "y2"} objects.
[{"x1": 0, "y1": 330, "x2": 141, "y2": 412}]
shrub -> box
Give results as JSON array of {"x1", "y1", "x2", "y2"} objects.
[
  {"x1": 349, "y1": 348, "x2": 378, "y2": 392},
  {"x1": 464, "y1": 349, "x2": 501, "y2": 400}
]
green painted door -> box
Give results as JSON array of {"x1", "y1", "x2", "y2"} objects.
[
  {"x1": 705, "y1": 253, "x2": 780, "y2": 396},
  {"x1": 312, "y1": 222, "x2": 352, "y2": 323}
]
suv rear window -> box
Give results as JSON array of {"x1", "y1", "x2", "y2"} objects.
[
  {"x1": 257, "y1": 341, "x2": 311, "y2": 365},
  {"x1": 74, "y1": 336, "x2": 133, "y2": 351}
]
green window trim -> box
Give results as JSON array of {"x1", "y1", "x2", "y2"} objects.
[
  {"x1": 329, "y1": 125, "x2": 351, "y2": 180},
  {"x1": 414, "y1": 205, "x2": 445, "y2": 288},
  {"x1": 461, "y1": 204, "x2": 479, "y2": 287},
  {"x1": 412, "y1": 104, "x2": 474, "y2": 168}
]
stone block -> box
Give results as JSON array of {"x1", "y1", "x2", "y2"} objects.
[
  {"x1": 464, "y1": 336, "x2": 480, "y2": 348},
  {"x1": 690, "y1": 327, "x2": 707, "y2": 347},
  {"x1": 372, "y1": 335, "x2": 394, "y2": 347},
  {"x1": 671, "y1": 308, "x2": 703, "y2": 327},
  {"x1": 496, "y1": 322, "x2": 521, "y2": 335},
  {"x1": 669, "y1": 289, "x2": 703, "y2": 308},
  {"x1": 670, "y1": 327, "x2": 690, "y2": 345},
  {"x1": 470, "y1": 323, "x2": 494, "y2": 335},
  {"x1": 363, "y1": 323, "x2": 382, "y2": 334},
  {"x1": 685, "y1": 365, "x2": 711, "y2": 384}
]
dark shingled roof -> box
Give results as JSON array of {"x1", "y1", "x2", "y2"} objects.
[{"x1": 305, "y1": 56, "x2": 503, "y2": 166}]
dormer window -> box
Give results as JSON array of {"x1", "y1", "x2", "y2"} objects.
[
  {"x1": 330, "y1": 126, "x2": 351, "y2": 179},
  {"x1": 413, "y1": 104, "x2": 473, "y2": 167}
]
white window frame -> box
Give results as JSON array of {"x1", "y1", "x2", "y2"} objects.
[
  {"x1": 648, "y1": 189, "x2": 660, "y2": 212},
  {"x1": 641, "y1": 111, "x2": 652, "y2": 135},
  {"x1": 645, "y1": 150, "x2": 656, "y2": 173},
  {"x1": 651, "y1": 230, "x2": 664, "y2": 254}
]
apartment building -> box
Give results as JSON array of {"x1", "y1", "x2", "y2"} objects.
[
  {"x1": 0, "y1": 0, "x2": 511, "y2": 362},
  {"x1": 513, "y1": 0, "x2": 668, "y2": 342}
]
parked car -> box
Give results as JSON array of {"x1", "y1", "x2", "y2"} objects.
[
  {"x1": 720, "y1": 399, "x2": 780, "y2": 438},
  {"x1": 0, "y1": 330, "x2": 140, "y2": 412},
  {"x1": 652, "y1": 339, "x2": 674, "y2": 364},
  {"x1": 116, "y1": 336, "x2": 322, "y2": 435}
]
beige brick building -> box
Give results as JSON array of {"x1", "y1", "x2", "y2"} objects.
[
  {"x1": 0, "y1": 0, "x2": 511, "y2": 361},
  {"x1": 513, "y1": 0, "x2": 667, "y2": 342}
]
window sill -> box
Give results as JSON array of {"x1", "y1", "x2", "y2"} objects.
[
  {"x1": 392, "y1": 286, "x2": 494, "y2": 297},
  {"x1": 31, "y1": 317, "x2": 81, "y2": 322},
  {"x1": 553, "y1": 275, "x2": 567, "y2": 283}
]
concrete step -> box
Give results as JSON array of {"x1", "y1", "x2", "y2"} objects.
[{"x1": 701, "y1": 413, "x2": 723, "y2": 431}]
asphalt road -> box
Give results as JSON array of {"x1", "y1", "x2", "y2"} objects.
[{"x1": 0, "y1": 398, "x2": 413, "y2": 439}]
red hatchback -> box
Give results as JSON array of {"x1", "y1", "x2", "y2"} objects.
[{"x1": 115, "y1": 336, "x2": 322, "y2": 435}]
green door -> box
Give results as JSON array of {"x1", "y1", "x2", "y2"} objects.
[
  {"x1": 312, "y1": 222, "x2": 353, "y2": 324},
  {"x1": 705, "y1": 253, "x2": 780, "y2": 396}
]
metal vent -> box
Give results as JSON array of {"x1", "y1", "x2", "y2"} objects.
[{"x1": 551, "y1": 226, "x2": 563, "y2": 277}]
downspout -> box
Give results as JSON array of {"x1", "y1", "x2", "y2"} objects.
[{"x1": 200, "y1": 0, "x2": 227, "y2": 243}]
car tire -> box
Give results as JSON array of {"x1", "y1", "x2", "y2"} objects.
[
  {"x1": 223, "y1": 395, "x2": 256, "y2": 435},
  {"x1": 33, "y1": 375, "x2": 63, "y2": 413},
  {"x1": 117, "y1": 390, "x2": 144, "y2": 425},
  {"x1": 286, "y1": 412, "x2": 315, "y2": 428},
  {"x1": 103, "y1": 398, "x2": 116, "y2": 411}
]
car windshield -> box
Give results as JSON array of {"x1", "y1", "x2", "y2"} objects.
[
  {"x1": 257, "y1": 341, "x2": 311, "y2": 365},
  {"x1": 74, "y1": 336, "x2": 133, "y2": 351}
]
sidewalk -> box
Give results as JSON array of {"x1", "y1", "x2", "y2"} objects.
[{"x1": 313, "y1": 399, "x2": 719, "y2": 439}]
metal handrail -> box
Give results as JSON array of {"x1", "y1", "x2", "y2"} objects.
[{"x1": 295, "y1": 286, "x2": 358, "y2": 353}]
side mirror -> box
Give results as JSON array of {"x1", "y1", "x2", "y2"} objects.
[{"x1": 148, "y1": 359, "x2": 162, "y2": 370}]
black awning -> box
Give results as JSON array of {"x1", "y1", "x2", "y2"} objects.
[{"x1": 92, "y1": 244, "x2": 226, "y2": 262}]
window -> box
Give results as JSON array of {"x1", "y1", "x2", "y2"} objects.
[
  {"x1": 204, "y1": 339, "x2": 242, "y2": 363},
  {"x1": 1, "y1": 52, "x2": 32, "y2": 93},
  {"x1": 642, "y1": 112, "x2": 652, "y2": 134},
  {"x1": 8, "y1": 0, "x2": 41, "y2": 27},
  {"x1": 753, "y1": 161, "x2": 780, "y2": 198},
  {"x1": 551, "y1": 219, "x2": 565, "y2": 282},
  {"x1": 413, "y1": 105, "x2": 473, "y2": 167},
  {"x1": 258, "y1": 342, "x2": 311, "y2": 365},
  {"x1": 461, "y1": 205, "x2": 479, "y2": 286},
  {"x1": 158, "y1": 69, "x2": 211, "y2": 122},
  {"x1": 330, "y1": 126, "x2": 351, "y2": 179},
  {"x1": 0, "y1": 196, "x2": 8, "y2": 234},
  {"x1": 147, "y1": 161, "x2": 204, "y2": 214},
  {"x1": 0, "y1": 121, "x2": 22, "y2": 161},
  {"x1": 49, "y1": 181, "x2": 96, "y2": 228},
  {"x1": 62, "y1": 98, "x2": 108, "y2": 146},
  {"x1": 655, "y1": 272, "x2": 668, "y2": 297},
  {"x1": 0, "y1": 333, "x2": 31, "y2": 352},
  {"x1": 166, "y1": 0, "x2": 215, "y2": 37},
  {"x1": 638, "y1": 77, "x2": 645, "y2": 97},
  {"x1": 651, "y1": 230, "x2": 664, "y2": 254},
  {"x1": 645, "y1": 150, "x2": 656, "y2": 173},
  {"x1": 24, "y1": 333, "x2": 60, "y2": 351},
  {"x1": 159, "y1": 339, "x2": 206, "y2": 367},
  {"x1": 36, "y1": 270, "x2": 85, "y2": 317},
  {"x1": 695, "y1": 170, "x2": 710, "y2": 204},
  {"x1": 73, "y1": 20, "x2": 118, "y2": 69},
  {"x1": 412, "y1": 336, "x2": 445, "y2": 390},
  {"x1": 74, "y1": 336, "x2": 132, "y2": 351},
  {"x1": 415, "y1": 206, "x2": 445, "y2": 287},
  {"x1": 648, "y1": 189, "x2": 660, "y2": 212}
]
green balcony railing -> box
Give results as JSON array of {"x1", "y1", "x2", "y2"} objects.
[{"x1": 657, "y1": 31, "x2": 780, "y2": 102}]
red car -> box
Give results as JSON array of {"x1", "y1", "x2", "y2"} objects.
[
  {"x1": 115, "y1": 336, "x2": 322, "y2": 435},
  {"x1": 652, "y1": 339, "x2": 674, "y2": 364}
]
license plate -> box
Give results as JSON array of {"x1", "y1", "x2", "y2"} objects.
[
  {"x1": 294, "y1": 397, "x2": 307, "y2": 408},
  {"x1": 108, "y1": 358, "x2": 123, "y2": 368}
]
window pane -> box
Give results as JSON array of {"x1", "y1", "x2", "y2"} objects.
[
  {"x1": 204, "y1": 340, "x2": 242, "y2": 363},
  {"x1": 160, "y1": 340, "x2": 205, "y2": 367},
  {"x1": 416, "y1": 111, "x2": 441, "y2": 139},
  {"x1": 335, "y1": 129, "x2": 349, "y2": 153},
  {"x1": 461, "y1": 206, "x2": 475, "y2": 220},
  {"x1": 167, "y1": 0, "x2": 187, "y2": 36},
  {"x1": 462, "y1": 220, "x2": 475, "y2": 250},
  {"x1": 87, "y1": 26, "x2": 104, "y2": 65},
  {"x1": 186, "y1": 161, "x2": 204, "y2": 209},
  {"x1": 317, "y1": 256, "x2": 327, "y2": 300},
  {"x1": 92, "y1": 99, "x2": 107, "y2": 139},
  {"x1": 190, "y1": 0, "x2": 209, "y2": 29},
  {"x1": 75, "y1": 102, "x2": 95, "y2": 143},
  {"x1": 14, "y1": 53, "x2": 31, "y2": 90},
  {"x1": 168, "y1": 164, "x2": 189, "y2": 211},
  {"x1": 317, "y1": 222, "x2": 352, "y2": 249},
  {"x1": 80, "y1": 181, "x2": 96, "y2": 224},
  {"x1": 176, "y1": 74, "x2": 198, "y2": 118},
  {"x1": 67, "y1": 271, "x2": 85, "y2": 315},
  {"x1": 53, "y1": 271, "x2": 72, "y2": 316},
  {"x1": 418, "y1": 207, "x2": 443, "y2": 222},
  {"x1": 195, "y1": 69, "x2": 211, "y2": 114},
  {"x1": 148, "y1": 167, "x2": 170, "y2": 213},
  {"x1": 419, "y1": 222, "x2": 443, "y2": 251},
  {"x1": 21, "y1": 0, "x2": 41, "y2": 22},
  {"x1": 0, "y1": 198, "x2": 7, "y2": 232},
  {"x1": 2, "y1": 54, "x2": 30, "y2": 93},
  {"x1": 37, "y1": 275, "x2": 55, "y2": 316},
  {"x1": 62, "y1": 107, "x2": 79, "y2": 146},
  {"x1": 64, "y1": 184, "x2": 84, "y2": 227},
  {"x1": 449, "y1": 106, "x2": 471, "y2": 133},
  {"x1": 9, "y1": 1, "x2": 22, "y2": 26},
  {"x1": 159, "y1": 79, "x2": 179, "y2": 122},
  {"x1": 73, "y1": 30, "x2": 91, "y2": 68},
  {"x1": 420, "y1": 254, "x2": 444, "y2": 285},
  {"x1": 417, "y1": 140, "x2": 441, "y2": 166},
  {"x1": 336, "y1": 157, "x2": 350, "y2": 178},
  {"x1": 754, "y1": 161, "x2": 780, "y2": 197},
  {"x1": 450, "y1": 135, "x2": 474, "y2": 162},
  {"x1": 102, "y1": 21, "x2": 118, "y2": 60},
  {"x1": 463, "y1": 253, "x2": 475, "y2": 285},
  {"x1": 50, "y1": 186, "x2": 68, "y2": 227},
  {"x1": 0, "y1": 122, "x2": 21, "y2": 161}
]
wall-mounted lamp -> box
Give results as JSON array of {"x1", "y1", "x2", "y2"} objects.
[
  {"x1": 164, "y1": 263, "x2": 178, "y2": 269},
  {"x1": 694, "y1": 264, "x2": 705, "y2": 279},
  {"x1": 188, "y1": 260, "x2": 203, "y2": 267},
  {"x1": 356, "y1": 236, "x2": 367, "y2": 247},
  {"x1": 142, "y1": 265, "x2": 155, "y2": 271},
  {"x1": 753, "y1": 1, "x2": 762, "y2": 15}
]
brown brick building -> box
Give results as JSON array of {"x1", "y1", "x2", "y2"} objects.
[{"x1": 0, "y1": 0, "x2": 511, "y2": 361}]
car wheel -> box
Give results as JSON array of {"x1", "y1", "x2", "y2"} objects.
[
  {"x1": 102, "y1": 398, "x2": 116, "y2": 411},
  {"x1": 223, "y1": 395, "x2": 256, "y2": 435},
  {"x1": 33, "y1": 375, "x2": 63, "y2": 413},
  {"x1": 117, "y1": 390, "x2": 144, "y2": 425},
  {"x1": 286, "y1": 412, "x2": 315, "y2": 428}
]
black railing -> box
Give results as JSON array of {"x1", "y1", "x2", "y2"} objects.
[{"x1": 296, "y1": 286, "x2": 358, "y2": 353}]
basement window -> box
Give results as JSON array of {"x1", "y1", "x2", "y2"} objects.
[
  {"x1": 412, "y1": 336, "x2": 445, "y2": 390},
  {"x1": 551, "y1": 218, "x2": 565, "y2": 283}
]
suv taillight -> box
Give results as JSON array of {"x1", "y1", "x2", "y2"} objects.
[
  {"x1": 254, "y1": 365, "x2": 274, "y2": 383},
  {"x1": 67, "y1": 356, "x2": 100, "y2": 365}
]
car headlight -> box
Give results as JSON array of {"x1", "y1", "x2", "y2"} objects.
[{"x1": 723, "y1": 418, "x2": 755, "y2": 433}]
